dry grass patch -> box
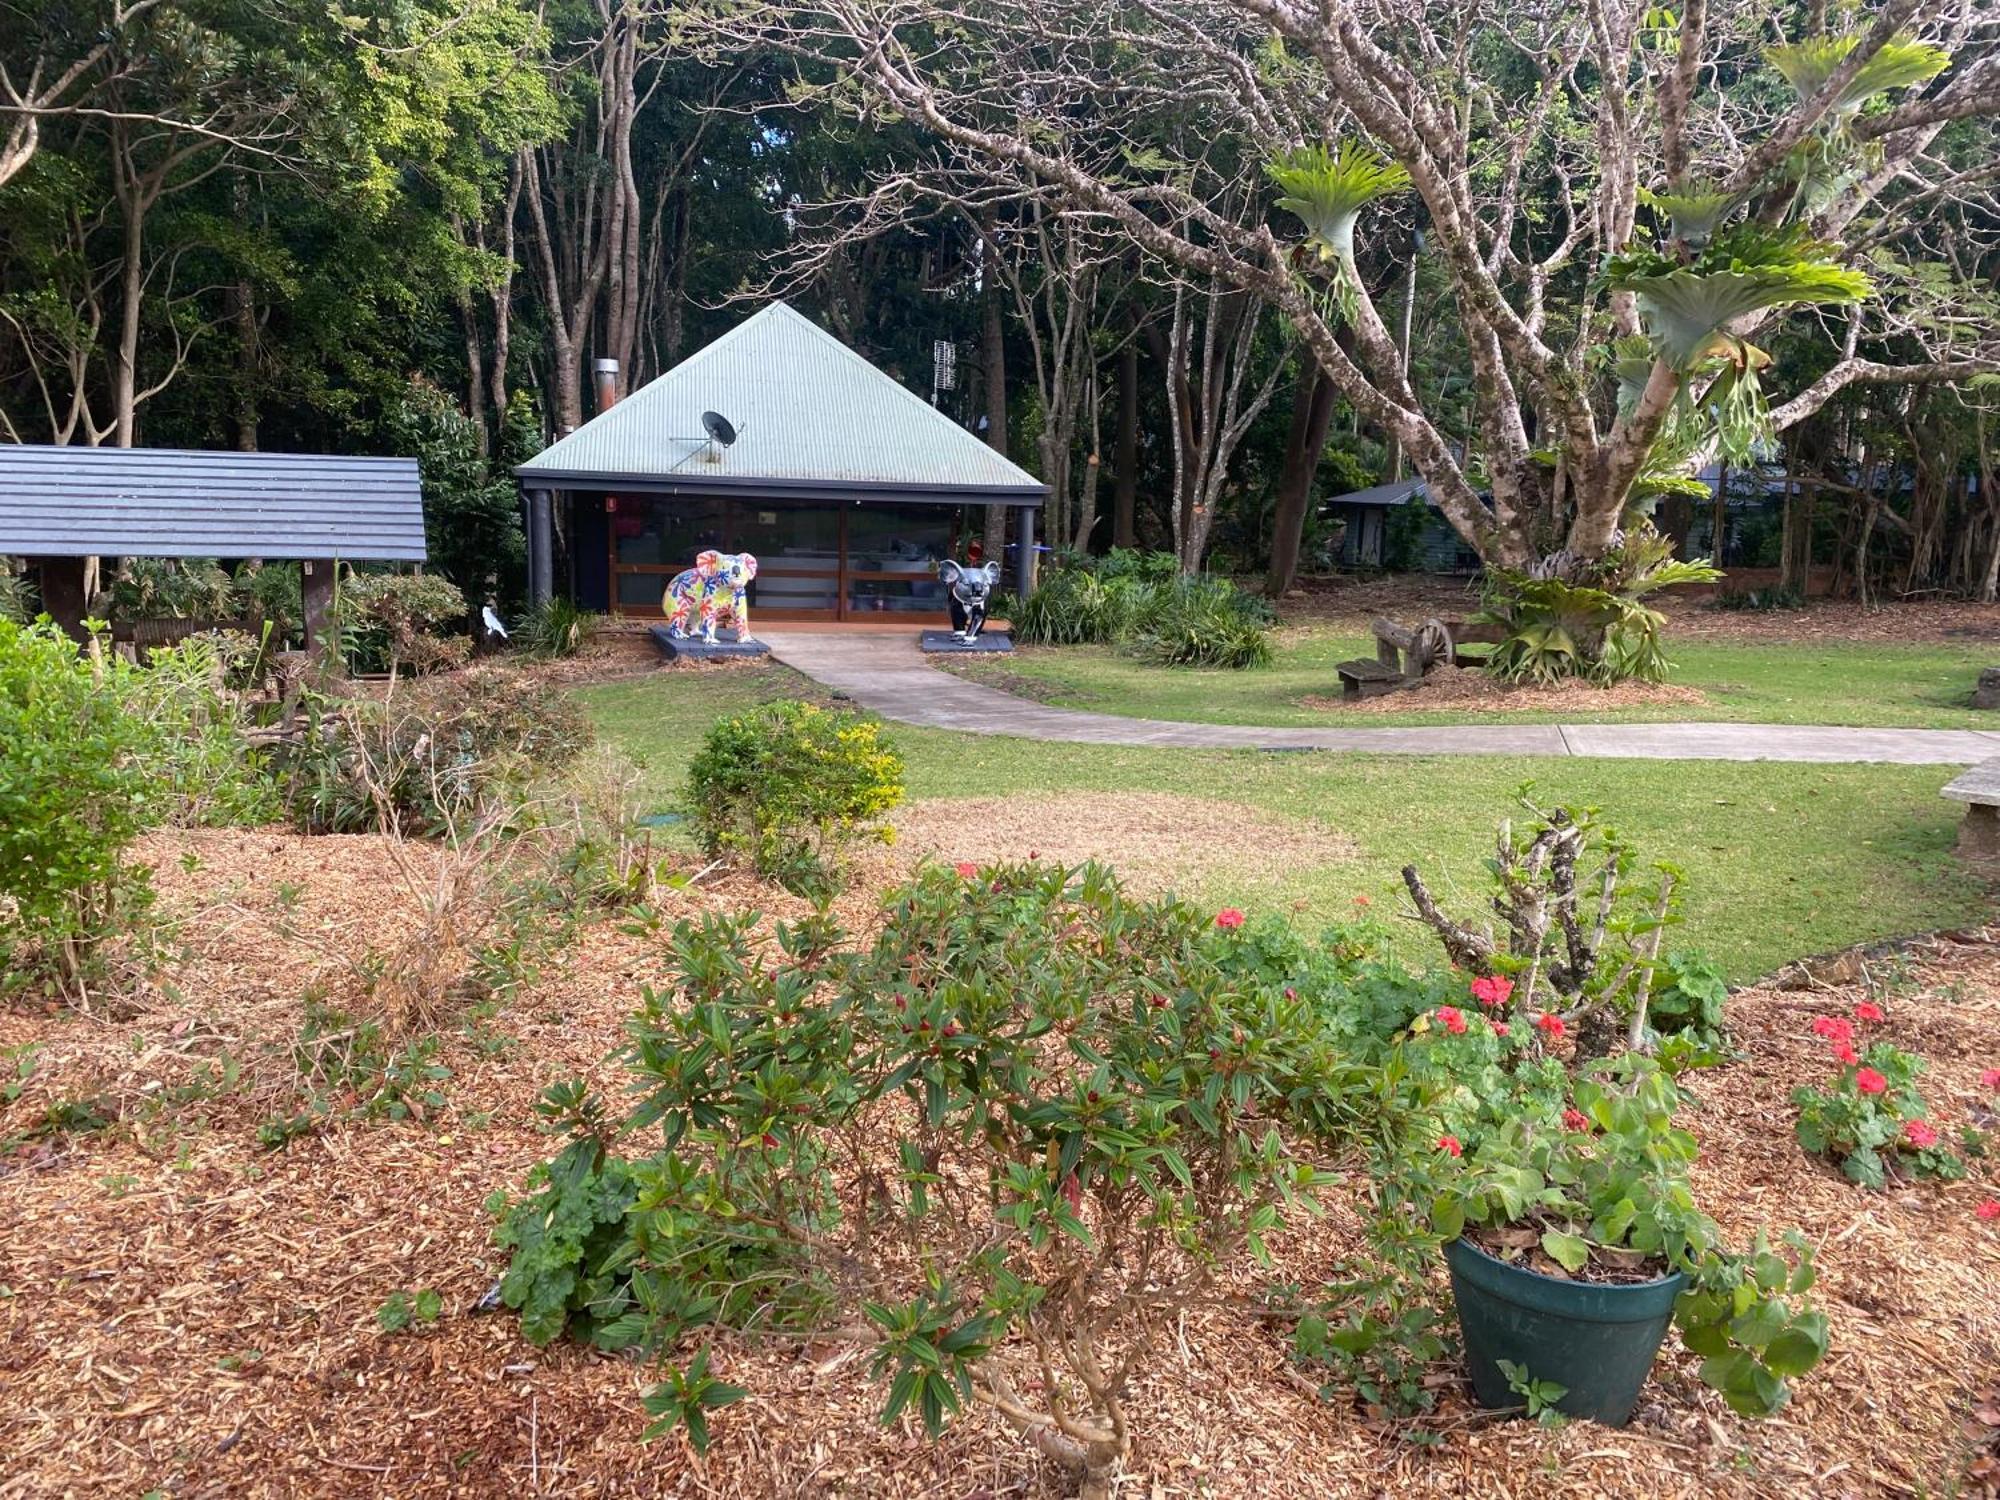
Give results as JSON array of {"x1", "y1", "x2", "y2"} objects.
[{"x1": 879, "y1": 791, "x2": 1355, "y2": 891}]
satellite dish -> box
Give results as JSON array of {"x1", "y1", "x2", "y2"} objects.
[{"x1": 701, "y1": 411, "x2": 738, "y2": 447}]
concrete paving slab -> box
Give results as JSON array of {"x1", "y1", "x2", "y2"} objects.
[{"x1": 758, "y1": 630, "x2": 1998, "y2": 766}]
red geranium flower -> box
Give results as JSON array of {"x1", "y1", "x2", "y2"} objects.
[
  {"x1": 1854, "y1": 1067, "x2": 1887, "y2": 1095},
  {"x1": 1811, "y1": 1015, "x2": 1855, "y2": 1044},
  {"x1": 1214, "y1": 909, "x2": 1246, "y2": 930},
  {"x1": 1435, "y1": 1005, "x2": 1468, "y2": 1035},
  {"x1": 1831, "y1": 1040, "x2": 1859, "y2": 1066},
  {"x1": 1903, "y1": 1119, "x2": 1939, "y2": 1149},
  {"x1": 1437, "y1": 1135, "x2": 1462, "y2": 1157},
  {"x1": 1978, "y1": 1200, "x2": 2000, "y2": 1221},
  {"x1": 1984, "y1": 1067, "x2": 2000, "y2": 1091},
  {"x1": 1854, "y1": 1001, "x2": 1885, "y2": 1024},
  {"x1": 1353, "y1": 894, "x2": 1372, "y2": 907},
  {"x1": 954, "y1": 861, "x2": 978, "y2": 878},
  {"x1": 1562, "y1": 1108, "x2": 1590, "y2": 1132},
  {"x1": 1536, "y1": 1013, "x2": 1566, "y2": 1039},
  {"x1": 1470, "y1": 975, "x2": 1514, "y2": 1008},
  {"x1": 1491, "y1": 1021, "x2": 1509, "y2": 1037}
]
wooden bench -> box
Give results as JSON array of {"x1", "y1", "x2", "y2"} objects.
[
  {"x1": 1371, "y1": 615, "x2": 1504, "y2": 677},
  {"x1": 1336, "y1": 657, "x2": 1405, "y2": 698},
  {"x1": 1941, "y1": 757, "x2": 2000, "y2": 865}
]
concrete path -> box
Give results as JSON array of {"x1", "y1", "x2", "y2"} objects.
[{"x1": 758, "y1": 631, "x2": 2000, "y2": 766}]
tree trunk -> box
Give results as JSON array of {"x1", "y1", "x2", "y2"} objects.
[
  {"x1": 983, "y1": 279, "x2": 1009, "y2": 563},
  {"x1": 1112, "y1": 337, "x2": 1138, "y2": 548},
  {"x1": 1267, "y1": 364, "x2": 1335, "y2": 596}
]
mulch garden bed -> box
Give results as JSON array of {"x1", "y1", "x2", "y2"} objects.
[
  {"x1": 1300, "y1": 668, "x2": 1711, "y2": 717},
  {"x1": 4, "y1": 828, "x2": 1998, "y2": 1498}
]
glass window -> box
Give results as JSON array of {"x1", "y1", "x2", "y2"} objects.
[
  {"x1": 734, "y1": 505, "x2": 841, "y2": 613},
  {"x1": 611, "y1": 496, "x2": 725, "y2": 568},
  {"x1": 846, "y1": 504, "x2": 959, "y2": 615}
]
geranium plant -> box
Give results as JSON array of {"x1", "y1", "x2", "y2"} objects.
[
  {"x1": 1410, "y1": 1045, "x2": 1827, "y2": 1417},
  {"x1": 1793, "y1": 1007, "x2": 1969, "y2": 1187}
]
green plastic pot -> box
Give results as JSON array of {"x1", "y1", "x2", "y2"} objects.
[{"x1": 1444, "y1": 1236, "x2": 1685, "y2": 1427}]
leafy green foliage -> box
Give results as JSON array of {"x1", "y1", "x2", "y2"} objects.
[
  {"x1": 336, "y1": 571, "x2": 470, "y2": 676},
  {"x1": 377, "y1": 1288, "x2": 444, "y2": 1332},
  {"x1": 1766, "y1": 32, "x2": 1949, "y2": 116},
  {"x1": 519, "y1": 596, "x2": 596, "y2": 659},
  {"x1": 1014, "y1": 554, "x2": 1274, "y2": 668},
  {"x1": 1648, "y1": 951, "x2": 1730, "y2": 1045},
  {"x1": 1497, "y1": 1359, "x2": 1569, "y2": 1425},
  {"x1": 0, "y1": 620, "x2": 157, "y2": 998},
  {"x1": 389, "y1": 377, "x2": 528, "y2": 617},
  {"x1": 641, "y1": 1346, "x2": 747, "y2": 1451},
  {"x1": 1792, "y1": 1036, "x2": 1967, "y2": 1188},
  {"x1": 1412, "y1": 1049, "x2": 1826, "y2": 1418},
  {"x1": 487, "y1": 1081, "x2": 654, "y2": 1348},
  {"x1": 107, "y1": 559, "x2": 240, "y2": 622},
  {"x1": 1290, "y1": 1266, "x2": 1455, "y2": 1420},
  {"x1": 121, "y1": 631, "x2": 283, "y2": 829},
  {"x1": 492, "y1": 861, "x2": 1385, "y2": 1472},
  {"x1": 1479, "y1": 525, "x2": 1720, "y2": 685},
  {"x1": 684, "y1": 699, "x2": 903, "y2": 898}
]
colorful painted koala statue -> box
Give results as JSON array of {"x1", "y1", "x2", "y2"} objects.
[{"x1": 663, "y1": 550, "x2": 759, "y2": 643}]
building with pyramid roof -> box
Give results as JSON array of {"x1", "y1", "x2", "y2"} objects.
[{"x1": 516, "y1": 302, "x2": 1045, "y2": 623}]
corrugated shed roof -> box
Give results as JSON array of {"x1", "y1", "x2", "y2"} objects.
[
  {"x1": 0, "y1": 446, "x2": 425, "y2": 560},
  {"x1": 1323, "y1": 479, "x2": 1431, "y2": 509},
  {"x1": 519, "y1": 302, "x2": 1046, "y2": 501}
]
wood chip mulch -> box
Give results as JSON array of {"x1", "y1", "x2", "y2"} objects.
[
  {"x1": 1300, "y1": 668, "x2": 1711, "y2": 717},
  {"x1": 3, "y1": 829, "x2": 1998, "y2": 1498}
]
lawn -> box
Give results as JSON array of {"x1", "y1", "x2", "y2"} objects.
[
  {"x1": 940, "y1": 629, "x2": 2000, "y2": 729},
  {"x1": 581, "y1": 665, "x2": 1993, "y2": 982}
]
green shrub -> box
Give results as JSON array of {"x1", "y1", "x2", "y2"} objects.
[
  {"x1": 122, "y1": 631, "x2": 283, "y2": 829},
  {"x1": 336, "y1": 571, "x2": 469, "y2": 675},
  {"x1": 492, "y1": 862, "x2": 1379, "y2": 1485},
  {"x1": 520, "y1": 595, "x2": 596, "y2": 658},
  {"x1": 684, "y1": 699, "x2": 903, "y2": 896},
  {"x1": 1012, "y1": 553, "x2": 1274, "y2": 668},
  {"x1": 1133, "y1": 575, "x2": 1276, "y2": 667},
  {"x1": 0, "y1": 567, "x2": 39, "y2": 624},
  {"x1": 1714, "y1": 582, "x2": 1805, "y2": 612},
  {"x1": 107, "y1": 558, "x2": 239, "y2": 621},
  {"x1": 0, "y1": 620, "x2": 157, "y2": 998}
]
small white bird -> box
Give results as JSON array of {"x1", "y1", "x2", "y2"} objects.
[{"x1": 482, "y1": 603, "x2": 508, "y2": 639}]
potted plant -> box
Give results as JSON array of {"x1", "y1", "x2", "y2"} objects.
[{"x1": 1420, "y1": 1045, "x2": 1827, "y2": 1423}]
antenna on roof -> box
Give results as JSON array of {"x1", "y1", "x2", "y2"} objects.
[{"x1": 665, "y1": 410, "x2": 744, "y2": 472}]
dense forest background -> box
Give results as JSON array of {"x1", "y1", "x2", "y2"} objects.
[{"x1": 4, "y1": 0, "x2": 1997, "y2": 613}]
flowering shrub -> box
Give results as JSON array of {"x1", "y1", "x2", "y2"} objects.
[
  {"x1": 685, "y1": 698, "x2": 903, "y2": 898},
  {"x1": 1793, "y1": 1013, "x2": 1969, "y2": 1188},
  {"x1": 492, "y1": 861, "x2": 1381, "y2": 1492}
]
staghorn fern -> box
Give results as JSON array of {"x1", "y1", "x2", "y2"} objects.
[
  {"x1": 1267, "y1": 140, "x2": 1410, "y2": 267},
  {"x1": 1637, "y1": 185, "x2": 1740, "y2": 249},
  {"x1": 1605, "y1": 224, "x2": 1870, "y2": 370},
  {"x1": 1767, "y1": 33, "x2": 1949, "y2": 116}
]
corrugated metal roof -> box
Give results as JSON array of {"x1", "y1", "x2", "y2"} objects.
[
  {"x1": 0, "y1": 446, "x2": 425, "y2": 560},
  {"x1": 1323, "y1": 479, "x2": 1430, "y2": 509},
  {"x1": 519, "y1": 302, "x2": 1047, "y2": 501}
]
